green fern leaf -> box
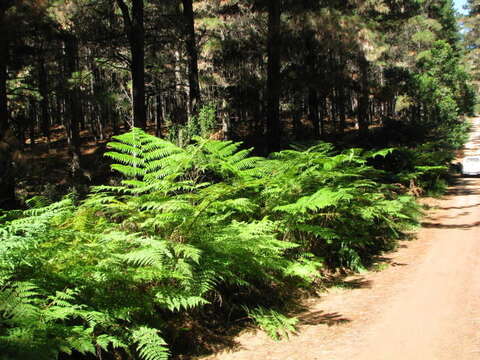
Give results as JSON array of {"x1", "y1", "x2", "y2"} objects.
[{"x1": 132, "y1": 327, "x2": 169, "y2": 360}]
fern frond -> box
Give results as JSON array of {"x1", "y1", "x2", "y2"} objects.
[
  {"x1": 155, "y1": 291, "x2": 209, "y2": 312},
  {"x1": 96, "y1": 334, "x2": 128, "y2": 352},
  {"x1": 110, "y1": 164, "x2": 146, "y2": 178},
  {"x1": 245, "y1": 307, "x2": 298, "y2": 341},
  {"x1": 132, "y1": 327, "x2": 169, "y2": 360}
]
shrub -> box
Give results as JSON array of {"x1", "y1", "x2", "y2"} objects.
[{"x1": 0, "y1": 129, "x2": 421, "y2": 358}]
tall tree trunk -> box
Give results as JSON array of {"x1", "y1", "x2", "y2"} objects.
[
  {"x1": 182, "y1": 0, "x2": 201, "y2": 117},
  {"x1": 292, "y1": 93, "x2": 302, "y2": 139},
  {"x1": 266, "y1": 0, "x2": 281, "y2": 152},
  {"x1": 0, "y1": 2, "x2": 18, "y2": 209},
  {"x1": 117, "y1": 0, "x2": 147, "y2": 129},
  {"x1": 308, "y1": 88, "x2": 319, "y2": 137},
  {"x1": 0, "y1": 129, "x2": 18, "y2": 209},
  {"x1": 337, "y1": 81, "x2": 346, "y2": 133},
  {"x1": 173, "y1": 49, "x2": 187, "y2": 124},
  {"x1": 64, "y1": 35, "x2": 83, "y2": 174},
  {"x1": 131, "y1": 0, "x2": 147, "y2": 129},
  {"x1": 0, "y1": 5, "x2": 10, "y2": 135},
  {"x1": 155, "y1": 93, "x2": 163, "y2": 137},
  {"x1": 306, "y1": 35, "x2": 319, "y2": 137},
  {"x1": 320, "y1": 94, "x2": 326, "y2": 136},
  {"x1": 38, "y1": 54, "x2": 50, "y2": 145},
  {"x1": 29, "y1": 99, "x2": 36, "y2": 149},
  {"x1": 357, "y1": 55, "x2": 369, "y2": 133}
]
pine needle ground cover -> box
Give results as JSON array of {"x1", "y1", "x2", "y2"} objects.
[{"x1": 0, "y1": 128, "x2": 437, "y2": 359}]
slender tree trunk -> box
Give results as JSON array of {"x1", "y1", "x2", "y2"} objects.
[
  {"x1": 357, "y1": 55, "x2": 369, "y2": 133},
  {"x1": 29, "y1": 100, "x2": 36, "y2": 149},
  {"x1": 0, "y1": 5, "x2": 10, "y2": 135},
  {"x1": 182, "y1": 0, "x2": 201, "y2": 117},
  {"x1": 308, "y1": 88, "x2": 319, "y2": 137},
  {"x1": 155, "y1": 94, "x2": 163, "y2": 137},
  {"x1": 173, "y1": 49, "x2": 187, "y2": 124},
  {"x1": 110, "y1": 72, "x2": 119, "y2": 134},
  {"x1": 292, "y1": 93, "x2": 302, "y2": 139},
  {"x1": 305, "y1": 35, "x2": 320, "y2": 138},
  {"x1": 64, "y1": 35, "x2": 83, "y2": 173},
  {"x1": 338, "y1": 81, "x2": 346, "y2": 133},
  {"x1": 266, "y1": 0, "x2": 281, "y2": 152},
  {"x1": 117, "y1": 0, "x2": 147, "y2": 129},
  {"x1": 38, "y1": 55, "x2": 51, "y2": 145},
  {"x1": 131, "y1": 0, "x2": 147, "y2": 129},
  {"x1": 90, "y1": 61, "x2": 101, "y2": 140},
  {"x1": 320, "y1": 94, "x2": 326, "y2": 136},
  {"x1": 0, "y1": 2, "x2": 18, "y2": 209}
]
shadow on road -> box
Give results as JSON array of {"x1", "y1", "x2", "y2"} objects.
[
  {"x1": 420, "y1": 221, "x2": 480, "y2": 230},
  {"x1": 298, "y1": 311, "x2": 351, "y2": 326},
  {"x1": 323, "y1": 277, "x2": 373, "y2": 290},
  {"x1": 446, "y1": 187, "x2": 480, "y2": 196},
  {"x1": 423, "y1": 211, "x2": 471, "y2": 221},
  {"x1": 437, "y1": 203, "x2": 480, "y2": 210}
]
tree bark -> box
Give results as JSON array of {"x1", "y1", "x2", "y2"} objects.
[
  {"x1": 337, "y1": 81, "x2": 346, "y2": 133},
  {"x1": 64, "y1": 34, "x2": 83, "y2": 173},
  {"x1": 155, "y1": 93, "x2": 163, "y2": 137},
  {"x1": 357, "y1": 55, "x2": 369, "y2": 133},
  {"x1": 0, "y1": 130, "x2": 18, "y2": 209},
  {"x1": 117, "y1": 0, "x2": 147, "y2": 129},
  {"x1": 182, "y1": 0, "x2": 201, "y2": 117},
  {"x1": 29, "y1": 99, "x2": 36, "y2": 149},
  {"x1": 0, "y1": 2, "x2": 18, "y2": 209},
  {"x1": 0, "y1": 5, "x2": 10, "y2": 135},
  {"x1": 292, "y1": 93, "x2": 302, "y2": 139},
  {"x1": 38, "y1": 54, "x2": 50, "y2": 144},
  {"x1": 131, "y1": 0, "x2": 147, "y2": 129},
  {"x1": 308, "y1": 88, "x2": 319, "y2": 137},
  {"x1": 266, "y1": 0, "x2": 281, "y2": 152},
  {"x1": 306, "y1": 41, "x2": 319, "y2": 138},
  {"x1": 0, "y1": 53, "x2": 8, "y2": 135}
]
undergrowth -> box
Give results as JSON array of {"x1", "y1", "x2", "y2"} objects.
[
  {"x1": 244, "y1": 306, "x2": 298, "y2": 340},
  {"x1": 0, "y1": 128, "x2": 438, "y2": 359}
]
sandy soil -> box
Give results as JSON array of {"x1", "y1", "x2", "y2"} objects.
[{"x1": 203, "y1": 118, "x2": 480, "y2": 360}]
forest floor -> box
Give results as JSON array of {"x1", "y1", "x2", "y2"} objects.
[
  {"x1": 202, "y1": 118, "x2": 480, "y2": 360},
  {"x1": 16, "y1": 126, "x2": 112, "y2": 202}
]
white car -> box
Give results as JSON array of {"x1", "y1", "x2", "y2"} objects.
[{"x1": 461, "y1": 156, "x2": 480, "y2": 176}]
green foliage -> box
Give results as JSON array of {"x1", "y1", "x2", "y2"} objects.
[
  {"x1": 0, "y1": 281, "x2": 113, "y2": 360},
  {"x1": 0, "y1": 129, "x2": 423, "y2": 358},
  {"x1": 380, "y1": 39, "x2": 474, "y2": 181},
  {"x1": 132, "y1": 327, "x2": 169, "y2": 360},
  {"x1": 166, "y1": 103, "x2": 218, "y2": 146},
  {"x1": 411, "y1": 41, "x2": 475, "y2": 134},
  {"x1": 371, "y1": 133, "x2": 469, "y2": 197},
  {"x1": 259, "y1": 145, "x2": 419, "y2": 269},
  {"x1": 245, "y1": 307, "x2": 298, "y2": 341}
]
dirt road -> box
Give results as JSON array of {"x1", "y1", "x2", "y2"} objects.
[{"x1": 206, "y1": 118, "x2": 480, "y2": 360}]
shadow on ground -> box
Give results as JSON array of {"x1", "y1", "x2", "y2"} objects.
[
  {"x1": 298, "y1": 310, "x2": 351, "y2": 326},
  {"x1": 323, "y1": 277, "x2": 373, "y2": 290},
  {"x1": 420, "y1": 221, "x2": 480, "y2": 230},
  {"x1": 437, "y1": 202, "x2": 480, "y2": 210}
]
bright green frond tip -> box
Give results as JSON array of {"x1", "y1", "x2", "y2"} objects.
[{"x1": 132, "y1": 327, "x2": 170, "y2": 360}]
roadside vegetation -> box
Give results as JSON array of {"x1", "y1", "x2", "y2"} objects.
[
  {"x1": 1, "y1": 0, "x2": 479, "y2": 359},
  {"x1": 0, "y1": 111, "x2": 472, "y2": 359},
  {"x1": 0, "y1": 131, "x2": 422, "y2": 359}
]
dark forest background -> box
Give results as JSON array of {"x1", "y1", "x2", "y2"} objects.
[{"x1": 0, "y1": 0, "x2": 478, "y2": 208}]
